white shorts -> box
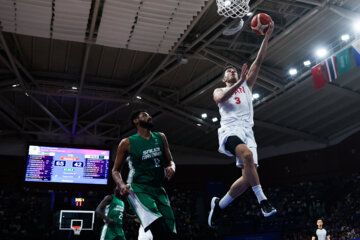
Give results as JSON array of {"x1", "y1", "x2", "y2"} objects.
[
  {"x1": 138, "y1": 224, "x2": 153, "y2": 240},
  {"x1": 218, "y1": 125, "x2": 258, "y2": 168}
]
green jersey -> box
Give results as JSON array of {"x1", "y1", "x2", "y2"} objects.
[
  {"x1": 106, "y1": 194, "x2": 125, "y2": 226},
  {"x1": 101, "y1": 194, "x2": 125, "y2": 240},
  {"x1": 127, "y1": 132, "x2": 166, "y2": 187}
]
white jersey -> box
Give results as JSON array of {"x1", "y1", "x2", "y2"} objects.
[
  {"x1": 218, "y1": 81, "x2": 254, "y2": 128},
  {"x1": 313, "y1": 228, "x2": 329, "y2": 240},
  {"x1": 217, "y1": 81, "x2": 258, "y2": 167}
]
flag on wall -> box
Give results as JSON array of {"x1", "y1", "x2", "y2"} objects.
[
  {"x1": 351, "y1": 39, "x2": 360, "y2": 66},
  {"x1": 335, "y1": 48, "x2": 351, "y2": 76},
  {"x1": 324, "y1": 56, "x2": 337, "y2": 82},
  {"x1": 311, "y1": 63, "x2": 326, "y2": 89}
]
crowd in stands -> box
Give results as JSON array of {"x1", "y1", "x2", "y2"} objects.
[
  {"x1": 0, "y1": 172, "x2": 359, "y2": 239},
  {"x1": 221, "y1": 173, "x2": 360, "y2": 240}
]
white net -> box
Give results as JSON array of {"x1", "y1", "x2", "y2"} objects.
[
  {"x1": 72, "y1": 226, "x2": 82, "y2": 235},
  {"x1": 216, "y1": 0, "x2": 250, "y2": 18}
]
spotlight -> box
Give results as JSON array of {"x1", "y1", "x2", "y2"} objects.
[
  {"x1": 246, "y1": 12, "x2": 253, "y2": 17},
  {"x1": 212, "y1": 117, "x2": 218, "y2": 122},
  {"x1": 201, "y1": 113, "x2": 207, "y2": 119},
  {"x1": 252, "y1": 93, "x2": 260, "y2": 100},
  {"x1": 289, "y1": 68, "x2": 297, "y2": 76},
  {"x1": 12, "y1": 84, "x2": 19, "y2": 88},
  {"x1": 303, "y1": 60, "x2": 311, "y2": 67},
  {"x1": 136, "y1": 96, "x2": 142, "y2": 100},
  {"x1": 341, "y1": 34, "x2": 350, "y2": 41},
  {"x1": 353, "y1": 21, "x2": 360, "y2": 32},
  {"x1": 197, "y1": 123, "x2": 202, "y2": 127},
  {"x1": 72, "y1": 86, "x2": 78, "y2": 90},
  {"x1": 316, "y1": 48, "x2": 328, "y2": 58}
]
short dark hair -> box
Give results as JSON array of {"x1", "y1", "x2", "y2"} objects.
[
  {"x1": 224, "y1": 65, "x2": 237, "y2": 72},
  {"x1": 130, "y1": 110, "x2": 147, "y2": 126}
]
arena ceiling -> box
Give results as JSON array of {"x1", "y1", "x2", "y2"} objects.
[{"x1": 0, "y1": 0, "x2": 360, "y2": 159}]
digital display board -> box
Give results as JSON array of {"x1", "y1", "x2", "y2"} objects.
[{"x1": 25, "y1": 145, "x2": 110, "y2": 185}]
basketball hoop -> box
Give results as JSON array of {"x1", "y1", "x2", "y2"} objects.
[
  {"x1": 216, "y1": 0, "x2": 250, "y2": 19},
  {"x1": 72, "y1": 225, "x2": 82, "y2": 235},
  {"x1": 70, "y1": 219, "x2": 83, "y2": 235}
]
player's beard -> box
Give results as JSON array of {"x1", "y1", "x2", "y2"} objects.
[
  {"x1": 225, "y1": 72, "x2": 238, "y2": 83},
  {"x1": 139, "y1": 120, "x2": 154, "y2": 130},
  {"x1": 228, "y1": 76, "x2": 237, "y2": 83}
]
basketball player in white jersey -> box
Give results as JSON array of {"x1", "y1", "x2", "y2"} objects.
[{"x1": 208, "y1": 21, "x2": 276, "y2": 228}]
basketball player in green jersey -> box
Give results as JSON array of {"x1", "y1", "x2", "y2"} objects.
[
  {"x1": 96, "y1": 186, "x2": 127, "y2": 240},
  {"x1": 112, "y1": 111, "x2": 176, "y2": 240}
]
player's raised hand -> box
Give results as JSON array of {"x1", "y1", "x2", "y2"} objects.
[
  {"x1": 119, "y1": 184, "x2": 130, "y2": 196},
  {"x1": 165, "y1": 166, "x2": 175, "y2": 181},
  {"x1": 265, "y1": 21, "x2": 274, "y2": 38}
]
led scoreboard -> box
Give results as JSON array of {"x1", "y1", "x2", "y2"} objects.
[{"x1": 25, "y1": 145, "x2": 110, "y2": 185}]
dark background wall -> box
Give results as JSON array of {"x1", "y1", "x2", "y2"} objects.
[{"x1": 2, "y1": 131, "x2": 359, "y2": 190}]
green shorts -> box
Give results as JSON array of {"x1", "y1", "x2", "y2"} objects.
[
  {"x1": 100, "y1": 225, "x2": 125, "y2": 240},
  {"x1": 127, "y1": 183, "x2": 176, "y2": 234}
]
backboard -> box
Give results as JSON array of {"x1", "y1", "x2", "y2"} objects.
[{"x1": 59, "y1": 210, "x2": 95, "y2": 231}]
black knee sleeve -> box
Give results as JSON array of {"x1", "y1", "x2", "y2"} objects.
[{"x1": 225, "y1": 135, "x2": 245, "y2": 155}]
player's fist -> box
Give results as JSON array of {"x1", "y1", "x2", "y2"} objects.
[
  {"x1": 165, "y1": 167, "x2": 175, "y2": 181},
  {"x1": 119, "y1": 184, "x2": 130, "y2": 196}
]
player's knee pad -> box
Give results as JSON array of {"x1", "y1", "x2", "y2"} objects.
[{"x1": 225, "y1": 135, "x2": 245, "y2": 155}]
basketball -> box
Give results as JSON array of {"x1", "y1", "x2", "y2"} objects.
[{"x1": 251, "y1": 13, "x2": 272, "y2": 35}]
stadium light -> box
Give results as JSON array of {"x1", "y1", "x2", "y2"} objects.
[
  {"x1": 252, "y1": 93, "x2": 260, "y2": 100},
  {"x1": 341, "y1": 34, "x2": 350, "y2": 41},
  {"x1": 316, "y1": 48, "x2": 328, "y2": 58},
  {"x1": 136, "y1": 96, "x2": 142, "y2": 99},
  {"x1": 289, "y1": 68, "x2": 298, "y2": 76},
  {"x1": 212, "y1": 117, "x2": 218, "y2": 122},
  {"x1": 201, "y1": 113, "x2": 208, "y2": 119},
  {"x1": 303, "y1": 60, "x2": 311, "y2": 67},
  {"x1": 72, "y1": 86, "x2": 78, "y2": 90},
  {"x1": 353, "y1": 21, "x2": 360, "y2": 32},
  {"x1": 246, "y1": 12, "x2": 253, "y2": 16}
]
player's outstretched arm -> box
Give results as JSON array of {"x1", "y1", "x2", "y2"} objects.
[
  {"x1": 96, "y1": 195, "x2": 116, "y2": 226},
  {"x1": 213, "y1": 63, "x2": 248, "y2": 104},
  {"x1": 112, "y1": 138, "x2": 130, "y2": 196},
  {"x1": 160, "y1": 132, "x2": 175, "y2": 181},
  {"x1": 246, "y1": 21, "x2": 274, "y2": 91}
]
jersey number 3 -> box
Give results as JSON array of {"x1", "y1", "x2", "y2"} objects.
[{"x1": 235, "y1": 97, "x2": 241, "y2": 104}]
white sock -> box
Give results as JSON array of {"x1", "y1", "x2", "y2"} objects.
[
  {"x1": 219, "y1": 193, "x2": 234, "y2": 209},
  {"x1": 252, "y1": 185, "x2": 267, "y2": 203}
]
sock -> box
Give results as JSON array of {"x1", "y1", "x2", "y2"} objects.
[
  {"x1": 219, "y1": 193, "x2": 235, "y2": 209},
  {"x1": 252, "y1": 185, "x2": 267, "y2": 203}
]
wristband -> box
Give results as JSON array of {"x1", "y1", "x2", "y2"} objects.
[{"x1": 170, "y1": 161, "x2": 176, "y2": 172}]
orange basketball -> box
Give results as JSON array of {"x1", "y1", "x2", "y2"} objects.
[{"x1": 251, "y1": 13, "x2": 272, "y2": 35}]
